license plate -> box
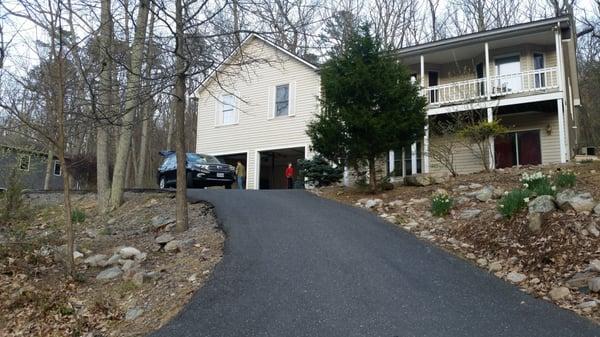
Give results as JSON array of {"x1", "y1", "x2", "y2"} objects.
[{"x1": 216, "y1": 173, "x2": 224, "y2": 178}]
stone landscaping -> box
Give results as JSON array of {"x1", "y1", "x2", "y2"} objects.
[
  {"x1": 318, "y1": 161, "x2": 600, "y2": 323},
  {"x1": 0, "y1": 192, "x2": 224, "y2": 337}
]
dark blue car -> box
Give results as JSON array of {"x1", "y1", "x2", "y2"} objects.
[{"x1": 157, "y1": 151, "x2": 235, "y2": 189}]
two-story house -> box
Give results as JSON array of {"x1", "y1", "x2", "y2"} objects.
[{"x1": 196, "y1": 15, "x2": 580, "y2": 189}]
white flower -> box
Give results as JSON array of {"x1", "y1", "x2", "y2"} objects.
[
  {"x1": 500, "y1": 204, "x2": 504, "y2": 208},
  {"x1": 551, "y1": 186, "x2": 556, "y2": 191},
  {"x1": 504, "y1": 191, "x2": 509, "y2": 195},
  {"x1": 523, "y1": 197, "x2": 530, "y2": 203},
  {"x1": 523, "y1": 183, "x2": 529, "y2": 188}
]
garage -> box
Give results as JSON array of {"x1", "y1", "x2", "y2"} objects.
[
  {"x1": 215, "y1": 152, "x2": 247, "y2": 189},
  {"x1": 258, "y1": 147, "x2": 306, "y2": 189}
]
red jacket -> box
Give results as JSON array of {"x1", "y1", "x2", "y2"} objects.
[{"x1": 285, "y1": 167, "x2": 294, "y2": 178}]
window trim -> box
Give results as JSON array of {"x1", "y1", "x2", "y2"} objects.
[
  {"x1": 215, "y1": 93, "x2": 239, "y2": 127},
  {"x1": 532, "y1": 51, "x2": 546, "y2": 88},
  {"x1": 18, "y1": 154, "x2": 30, "y2": 171},
  {"x1": 53, "y1": 160, "x2": 62, "y2": 176},
  {"x1": 274, "y1": 84, "x2": 290, "y2": 117}
]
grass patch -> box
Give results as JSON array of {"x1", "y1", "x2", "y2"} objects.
[
  {"x1": 71, "y1": 208, "x2": 86, "y2": 224},
  {"x1": 554, "y1": 170, "x2": 576, "y2": 189},
  {"x1": 115, "y1": 281, "x2": 139, "y2": 297},
  {"x1": 498, "y1": 189, "x2": 532, "y2": 218},
  {"x1": 521, "y1": 171, "x2": 556, "y2": 197},
  {"x1": 431, "y1": 193, "x2": 453, "y2": 217}
]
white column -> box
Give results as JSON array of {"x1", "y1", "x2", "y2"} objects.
[
  {"x1": 420, "y1": 55, "x2": 425, "y2": 89},
  {"x1": 487, "y1": 107, "x2": 495, "y2": 170},
  {"x1": 485, "y1": 42, "x2": 491, "y2": 100},
  {"x1": 343, "y1": 166, "x2": 350, "y2": 187},
  {"x1": 253, "y1": 150, "x2": 260, "y2": 190},
  {"x1": 420, "y1": 54, "x2": 429, "y2": 174},
  {"x1": 388, "y1": 150, "x2": 395, "y2": 176},
  {"x1": 411, "y1": 143, "x2": 417, "y2": 175},
  {"x1": 423, "y1": 121, "x2": 429, "y2": 173},
  {"x1": 557, "y1": 99, "x2": 567, "y2": 163}
]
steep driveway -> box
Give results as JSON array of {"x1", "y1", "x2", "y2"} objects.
[{"x1": 150, "y1": 190, "x2": 600, "y2": 337}]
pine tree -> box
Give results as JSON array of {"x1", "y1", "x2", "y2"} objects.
[{"x1": 307, "y1": 25, "x2": 427, "y2": 192}]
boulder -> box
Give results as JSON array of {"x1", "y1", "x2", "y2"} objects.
[
  {"x1": 566, "y1": 272, "x2": 597, "y2": 289},
  {"x1": 365, "y1": 199, "x2": 383, "y2": 209},
  {"x1": 429, "y1": 173, "x2": 450, "y2": 185},
  {"x1": 119, "y1": 247, "x2": 142, "y2": 259},
  {"x1": 106, "y1": 254, "x2": 121, "y2": 265},
  {"x1": 132, "y1": 271, "x2": 156, "y2": 286},
  {"x1": 555, "y1": 189, "x2": 596, "y2": 212},
  {"x1": 474, "y1": 186, "x2": 494, "y2": 202},
  {"x1": 164, "y1": 240, "x2": 181, "y2": 253},
  {"x1": 506, "y1": 271, "x2": 526, "y2": 283},
  {"x1": 577, "y1": 301, "x2": 598, "y2": 309},
  {"x1": 96, "y1": 266, "x2": 122, "y2": 281},
  {"x1": 404, "y1": 175, "x2": 431, "y2": 186},
  {"x1": 84, "y1": 254, "x2": 108, "y2": 267},
  {"x1": 125, "y1": 307, "x2": 144, "y2": 321},
  {"x1": 588, "y1": 277, "x2": 600, "y2": 292},
  {"x1": 528, "y1": 195, "x2": 556, "y2": 214},
  {"x1": 594, "y1": 203, "x2": 600, "y2": 215},
  {"x1": 459, "y1": 209, "x2": 482, "y2": 220},
  {"x1": 155, "y1": 233, "x2": 175, "y2": 245},
  {"x1": 548, "y1": 287, "x2": 570, "y2": 301},
  {"x1": 121, "y1": 260, "x2": 137, "y2": 272}
]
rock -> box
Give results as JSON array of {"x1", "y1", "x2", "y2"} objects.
[
  {"x1": 454, "y1": 196, "x2": 470, "y2": 205},
  {"x1": 73, "y1": 251, "x2": 84, "y2": 259},
  {"x1": 506, "y1": 271, "x2": 527, "y2": 283},
  {"x1": 121, "y1": 260, "x2": 137, "y2": 272},
  {"x1": 155, "y1": 233, "x2": 175, "y2": 245},
  {"x1": 530, "y1": 278, "x2": 541, "y2": 284},
  {"x1": 365, "y1": 199, "x2": 383, "y2": 209},
  {"x1": 474, "y1": 186, "x2": 494, "y2": 202},
  {"x1": 589, "y1": 277, "x2": 600, "y2": 292},
  {"x1": 106, "y1": 254, "x2": 121, "y2": 265},
  {"x1": 459, "y1": 209, "x2": 481, "y2": 220},
  {"x1": 548, "y1": 287, "x2": 570, "y2": 301},
  {"x1": 403, "y1": 221, "x2": 418, "y2": 231},
  {"x1": 132, "y1": 271, "x2": 153, "y2": 286},
  {"x1": 134, "y1": 252, "x2": 147, "y2": 262},
  {"x1": 469, "y1": 183, "x2": 483, "y2": 189},
  {"x1": 151, "y1": 215, "x2": 175, "y2": 229},
  {"x1": 429, "y1": 173, "x2": 450, "y2": 185},
  {"x1": 477, "y1": 258, "x2": 488, "y2": 267},
  {"x1": 119, "y1": 247, "x2": 142, "y2": 259},
  {"x1": 589, "y1": 259, "x2": 600, "y2": 273},
  {"x1": 527, "y1": 213, "x2": 544, "y2": 233},
  {"x1": 528, "y1": 195, "x2": 556, "y2": 213},
  {"x1": 492, "y1": 188, "x2": 505, "y2": 199},
  {"x1": 164, "y1": 240, "x2": 181, "y2": 253},
  {"x1": 96, "y1": 266, "x2": 122, "y2": 281},
  {"x1": 588, "y1": 223, "x2": 600, "y2": 238},
  {"x1": 566, "y1": 272, "x2": 597, "y2": 289},
  {"x1": 125, "y1": 307, "x2": 144, "y2": 321},
  {"x1": 188, "y1": 273, "x2": 197, "y2": 282},
  {"x1": 404, "y1": 175, "x2": 431, "y2": 186},
  {"x1": 555, "y1": 189, "x2": 596, "y2": 212},
  {"x1": 84, "y1": 228, "x2": 98, "y2": 239},
  {"x1": 577, "y1": 301, "x2": 598, "y2": 309},
  {"x1": 466, "y1": 253, "x2": 476, "y2": 259},
  {"x1": 594, "y1": 204, "x2": 600, "y2": 215},
  {"x1": 489, "y1": 262, "x2": 503, "y2": 272},
  {"x1": 84, "y1": 254, "x2": 108, "y2": 267}
]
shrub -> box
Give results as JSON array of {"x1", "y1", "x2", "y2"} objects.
[
  {"x1": 2, "y1": 168, "x2": 24, "y2": 220},
  {"x1": 71, "y1": 208, "x2": 86, "y2": 224},
  {"x1": 297, "y1": 155, "x2": 344, "y2": 188},
  {"x1": 498, "y1": 189, "x2": 532, "y2": 218},
  {"x1": 554, "y1": 170, "x2": 576, "y2": 189},
  {"x1": 431, "y1": 193, "x2": 453, "y2": 217},
  {"x1": 520, "y1": 171, "x2": 555, "y2": 197}
]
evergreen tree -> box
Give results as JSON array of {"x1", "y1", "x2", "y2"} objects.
[{"x1": 307, "y1": 25, "x2": 427, "y2": 192}]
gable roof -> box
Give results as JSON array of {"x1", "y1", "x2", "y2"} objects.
[{"x1": 196, "y1": 34, "x2": 319, "y2": 96}]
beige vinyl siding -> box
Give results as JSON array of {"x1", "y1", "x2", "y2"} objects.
[
  {"x1": 196, "y1": 38, "x2": 320, "y2": 189},
  {"x1": 429, "y1": 111, "x2": 561, "y2": 175}
]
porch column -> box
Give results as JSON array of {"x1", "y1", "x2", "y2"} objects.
[
  {"x1": 388, "y1": 150, "x2": 395, "y2": 176},
  {"x1": 487, "y1": 107, "x2": 495, "y2": 170},
  {"x1": 557, "y1": 99, "x2": 567, "y2": 163},
  {"x1": 484, "y1": 42, "x2": 491, "y2": 100},
  {"x1": 420, "y1": 55, "x2": 429, "y2": 173},
  {"x1": 411, "y1": 143, "x2": 417, "y2": 175}
]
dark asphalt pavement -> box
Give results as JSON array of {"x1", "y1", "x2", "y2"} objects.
[{"x1": 149, "y1": 189, "x2": 600, "y2": 337}]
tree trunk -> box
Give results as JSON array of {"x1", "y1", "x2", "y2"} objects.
[
  {"x1": 368, "y1": 157, "x2": 377, "y2": 193},
  {"x1": 166, "y1": 93, "x2": 175, "y2": 150},
  {"x1": 174, "y1": 0, "x2": 188, "y2": 232},
  {"x1": 43, "y1": 147, "x2": 54, "y2": 190},
  {"x1": 110, "y1": 0, "x2": 150, "y2": 209},
  {"x1": 97, "y1": 0, "x2": 113, "y2": 213}
]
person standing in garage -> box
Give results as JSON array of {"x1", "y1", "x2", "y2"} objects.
[
  {"x1": 285, "y1": 163, "x2": 295, "y2": 189},
  {"x1": 235, "y1": 160, "x2": 246, "y2": 190}
]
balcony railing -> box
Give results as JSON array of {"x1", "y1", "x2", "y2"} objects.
[{"x1": 423, "y1": 67, "x2": 559, "y2": 106}]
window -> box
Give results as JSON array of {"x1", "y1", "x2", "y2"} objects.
[
  {"x1": 495, "y1": 55, "x2": 521, "y2": 93},
  {"x1": 53, "y1": 160, "x2": 62, "y2": 176},
  {"x1": 388, "y1": 142, "x2": 422, "y2": 177},
  {"x1": 19, "y1": 155, "x2": 30, "y2": 171},
  {"x1": 533, "y1": 53, "x2": 545, "y2": 88},
  {"x1": 221, "y1": 94, "x2": 236, "y2": 125},
  {"x1": 494, "y1": 130, "x2": 542, "y2": 168},
  {"x1": 275, "y1": 84, "x2": 289, "y2": 117}
]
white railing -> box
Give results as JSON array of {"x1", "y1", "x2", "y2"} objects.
[{"x1": 423, "y1": 67, "x2": 558, "y2": 106}]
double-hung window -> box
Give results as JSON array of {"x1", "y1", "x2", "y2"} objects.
[
  {"x1": 53, "y1": 160, "x2": 62, "y2": 176},
  {"x1": 19, "y1": 155, "x2": 30, "y2": 171},
  {"x1": 275, "y1": 84, "x2": 289, "y2": 117},
  {"x1": 219, "y1": 94, "x2": 237, "y2": 125}
]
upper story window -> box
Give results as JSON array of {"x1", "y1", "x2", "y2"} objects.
[
  {"x1": 53, "y1": 160, "x2": 62, "y2": 176},
  {"x1": 533, "y1": 53, "x2": 545, "y2": 88},
  {"x1": 216, "y1": 94, "x2": 238, "y2": 126},
  {"x1": 275, "y1": 84, "x2": 289, "y2": 117},
  {"x1": 19, "y1": 154, "x2": 30, "y2": 171}
]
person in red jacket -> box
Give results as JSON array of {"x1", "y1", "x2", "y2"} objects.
[{"x1": 285, "y1": 163, "x2": 295, "y2": 189}]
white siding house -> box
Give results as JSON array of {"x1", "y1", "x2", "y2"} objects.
[{"x1": 196, "y1": 35, "x2": 320, "y2": 189}]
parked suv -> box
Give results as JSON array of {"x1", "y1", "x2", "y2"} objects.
[{"x1": 157, "y1": 151, "x2": 235, "y2": 189}]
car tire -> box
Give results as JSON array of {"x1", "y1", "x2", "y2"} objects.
[
  {"x1": 186, "y1": 172, "x2": 194, "y2": 188},
  {"x1": 159, "y1": 176, "x2": 166, "y2": 189}
]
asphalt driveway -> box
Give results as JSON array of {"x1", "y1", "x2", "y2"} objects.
[{"x1": 149, "y1": 190, "x2": 600, "y2": 337}]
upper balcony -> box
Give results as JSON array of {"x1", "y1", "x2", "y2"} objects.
[{"x1": 395, "y1": 16, "x2": 575, "y2": 115}]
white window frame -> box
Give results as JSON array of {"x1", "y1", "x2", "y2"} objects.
[
  {"x1": 215, "y1": 93, "x2": 238, "y2": 127},
  {"x1": 494, "y1": 53, "x2": 522, "y2": 93},
  {"x1": 268, "y1": 82, "x2": 296, "y2": 119},
  {"x1": 532, "y1": 51, "x2": 546, "y2": 88},
  {"x1": 53, "y1": 160, "x2": 62, "y2": 176},
  {"x1": 275, "y1": 84, "x2": 290, "y2": 117},
  {"x1": 18, "y1": 154, "x2": 30, "y2": 171}
]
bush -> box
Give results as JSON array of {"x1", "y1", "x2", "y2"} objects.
[
  {"x1": 431, "y1": 193, "x2": 452, "y2": 217},
  {"x1": 297, "y1": 155, "x2": 344, "y2": 187},
  {"x1": 2, "y1": 168, "x2": 24, "y2": 220},
  {"x1": 71, "y1": 209, "x2": 86, "y2": 224},
  {"x1": 498, "y1": 189, "x2": 532, "y2": 218},
  {"x1": 554, "y1": 170, "x2": 576, "y2": 189},
  {"x1": 520, "y1": 171, "x2": 555, "y2": 197}
]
